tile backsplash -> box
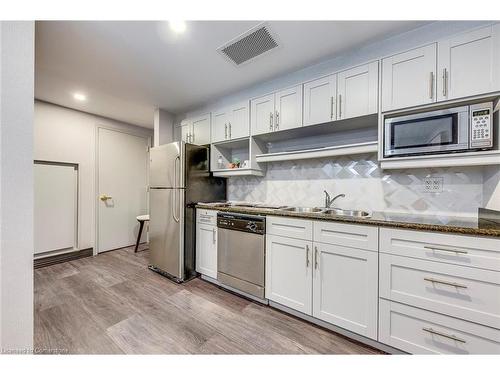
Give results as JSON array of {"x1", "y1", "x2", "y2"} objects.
[{"x1": 227, "y1": 153, "x2": 492, "y2": 217}]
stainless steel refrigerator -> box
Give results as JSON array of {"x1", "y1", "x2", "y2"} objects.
[{"x1": 148, "y1": 141, "x2": 226, "y2": 282}]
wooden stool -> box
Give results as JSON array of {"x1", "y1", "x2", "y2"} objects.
[{"x1": 135, "y1": 214, "x2": 150, "y2": 253}]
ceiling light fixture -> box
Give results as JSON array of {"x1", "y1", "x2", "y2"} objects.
[
  {"x1": 169, "y1": 20, "x2": 186, "y2": 34},
  {"x1": 73, "y1": 92, "x2": 87, "y2": 101}
]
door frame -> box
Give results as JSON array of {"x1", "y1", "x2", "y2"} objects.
[{"x1": 94, "y1": 125, "x2": 152, "y2": 255}]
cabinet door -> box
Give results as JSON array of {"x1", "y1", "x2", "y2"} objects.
[
  {"x1": 312, "y1": 243, "x2": 378, "y2": 339},
  {"x1": 337, "y1": 61, "x2": 378, "y2": 120},
  {"x1": 228, "y1": 101, "x2": 250, "y2": 139},
  {"x1": 381, "y1": 44, "x2": 437, "y2": 112},
  {"x1": 181, "y1": 120, "x2": 191, "y2": 143},
  {"x1": 275, "y1": 85, "x2": 303, "y2": 132},
  {"x1": 303, "y1": 75, "x2": 336, "y2": 126},
  {"x1": 250, "y1": 93, "x2": 275, "y2": 135},
  {"x1": 438, "y1": 25, "x2": 500, "y2": 101},
  {"x1": 266, "y1": 235, "x2": 313, "y2": 315},
  {"x1": 191, "y1": 113, "x2": 211, "y2": 145},
  {"x1": 196, "y1": 223, "x2": 217, "y2": 279},
  {"x1": 212, "y1": 109, "x2": 229, "y2": 143}
]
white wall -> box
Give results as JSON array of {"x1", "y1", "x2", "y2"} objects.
[
  {"x1": 0, "y1": 21, "x2": 34, "y2": 352},
  {"x1": 34, "y1": 100, "x2": 153, "y2": 252},
  {"x1": 153, "y1": 108, "x2": 174, "y2": 146}
]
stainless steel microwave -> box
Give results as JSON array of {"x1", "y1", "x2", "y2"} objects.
[{"x1": 384, "y1": 102, "x2": 494, "y2": 158}]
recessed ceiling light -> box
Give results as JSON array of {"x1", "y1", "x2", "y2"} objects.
[
  {"x1": 169, "y1": 21, "x2": 186, "y2": 34},
  {"x1": 73, "y1": 92, "x2": 87, "y2": 101}
]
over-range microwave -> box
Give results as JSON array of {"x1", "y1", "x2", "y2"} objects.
[{"x1": 383, "y1": 102, "x2": 494, "y2": 158}]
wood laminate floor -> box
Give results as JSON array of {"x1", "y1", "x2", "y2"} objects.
[{"x1": 34, "y1": 245, "x2": 383, "y2": 354}]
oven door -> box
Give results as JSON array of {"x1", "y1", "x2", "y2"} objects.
[{"x1": 384, "y1": 106, "x2": 470, "y2": 157}]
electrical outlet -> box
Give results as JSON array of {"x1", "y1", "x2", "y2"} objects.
[{"x1": 423, "y1": 177, "x2": 443, "y2": 193}]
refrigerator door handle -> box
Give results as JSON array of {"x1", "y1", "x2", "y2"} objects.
[{"x1": 171, "y1": 189, "x2": 180, "y2": 223}]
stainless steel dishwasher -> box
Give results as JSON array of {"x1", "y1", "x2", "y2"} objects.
[{"x1": 217, "y1": 212, "x2": 265, "y2": 300}]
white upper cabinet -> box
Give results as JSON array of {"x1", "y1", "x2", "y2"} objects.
[
  {"x1": 228, "y1": 101, "x2": 250, "y2": 140},
  {"x1": 182, "y1": 113, "x2": 211, "y2": 145},
  {"x1": 274, "y1": 85, "x2": 303, "y2": 132},
  {"x1": 181, "y1": 119, "x2": 191, "y2": 143},
  {"x1": 191, "y1": 113, "x2": 211, "y2": 145},
  {"x1": 382, "y1": 44, "x2": 437, "y2": 112},
  {"x1": 212, "y1": 101, "x2": 250, "y2": 143},
  {"x1": 211, "y1": 109, "x2": 229, "y2": 143},
  {"x1": 303, "y1": 74, "x2": 337, "y2": 126},
  {"x1": 337, "y1": 61, "x2": 379, "y2": 120},
  {"x1": 437, "y1": 24, "x2": 500, "y2": 101},
  {"x1": 251, "y1": 86, "x2": 303, "y2": 136},
  {"x1": 251, "y1": 93, "x2": 275, "y2": 136}
]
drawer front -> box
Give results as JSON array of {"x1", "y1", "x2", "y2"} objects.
[
  {"x1": 380, "y1": 253, "x2": 500, "y2": 329},
  {"x1": 380, "y1": 228, "x2": 500, "y2": 272},
  {"x1": 379, "y1": 299, "x2": 500, "y2": 354},
  {"x1": 267, "y1": 216, "x2": 313, "y2": 241},
  {"x1": 196, "y1": 209, "x2": 217, "y2": 226},
  {"x1": 313, "y1": 221, "x2": 378, "y2": 251}
]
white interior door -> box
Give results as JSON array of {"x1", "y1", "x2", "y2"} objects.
[
  {"x1": 98, "y1": 128, "x2": 149, "y2": 253},
  {"x1": 34, "y1": 162, "x2": 78, "y2": 255}
]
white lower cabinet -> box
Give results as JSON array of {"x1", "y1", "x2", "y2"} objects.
[
  {"x1": 265, "y1": 234, "x2": 313, "y2": 315},
  {"x1": 265, "y1": 217, "x2": 378, "y2": 340},
  {"x1": 196, "y1": 210, "x2": 218, "y2": 279},
  {"x1": 379, "y1": 299, "x2": 500, "y2": 354},
  {"x1": 312, "y1": 242, "x2": 378, "y2": 339}
]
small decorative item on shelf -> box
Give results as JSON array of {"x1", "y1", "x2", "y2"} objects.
[
  {"x1": 217, "y1": 155, "x2": 224, "y2": 169},
  {"x1": 229, "y1": 158, "x2": 241, "y2": 169},
  {"x1": 241, "y1": 160, "x2": 249, "y2": 168}
]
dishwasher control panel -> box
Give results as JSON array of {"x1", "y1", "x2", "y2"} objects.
[{"x1": 217, "y1": 212, "x2": 265, "y2": 234}]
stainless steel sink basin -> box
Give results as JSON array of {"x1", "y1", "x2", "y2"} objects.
[
  {"x1": 323, "y1": 208, "x2": 371, "y2": 218},
  {"x1": 279, "y1": 207, "x2": 326, "y2": 213}
]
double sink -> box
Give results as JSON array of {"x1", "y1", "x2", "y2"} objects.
[
  {"x1": 278, "y1": 206, "x2": 371, "y2": 218},
  {"x1": 215, "y1": 201, "x2": 370, "y2": 219}
]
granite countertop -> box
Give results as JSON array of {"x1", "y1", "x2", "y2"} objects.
[{"x1": 195, "y1": 203, "x2": 500, "y2": 238}]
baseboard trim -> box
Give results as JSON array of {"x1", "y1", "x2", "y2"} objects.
[{"x1": 34, "y1": 248, "x2": 93, "y2": 269}]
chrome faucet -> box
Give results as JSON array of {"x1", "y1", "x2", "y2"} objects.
[{"x1": 324, "y1": 190, "x2": 345, "y2": 208}]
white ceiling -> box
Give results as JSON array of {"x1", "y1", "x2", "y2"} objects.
[{"x1": 35, "y1": 21, "x2": 429, "y2": 128}]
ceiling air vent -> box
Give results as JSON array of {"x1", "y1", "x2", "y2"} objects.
[{"x1": 218, "y1": 23, "x2": 279, "y2": 66}]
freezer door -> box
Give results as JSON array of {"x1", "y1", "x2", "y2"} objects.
[
  {"x1": 149, "y1": 188, "x2": 184, "y2": 279},
  {"x1": 149, "y1": 142, "x2": 185, "y2": 188}
]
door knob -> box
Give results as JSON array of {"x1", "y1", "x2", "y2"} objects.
[{"x1": 100, "y1": 194, "x2": 112, "y2": 201}]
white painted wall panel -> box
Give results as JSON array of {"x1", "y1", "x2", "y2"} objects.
[{"x1": 34, "y1": 163, "x2": 77, "y2": 254}]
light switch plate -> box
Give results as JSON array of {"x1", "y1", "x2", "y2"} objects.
[{"x1": 423, "y1": 177, "x2": 443, "y2": 193}]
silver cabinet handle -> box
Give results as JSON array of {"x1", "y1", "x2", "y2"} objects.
[
  {"x1": 224, "y1": 123, "x2": 228, "y2": 139},
  {"x1": 314, "y1": 246, "x2": 319, "y2": 269},
  {"x1": 424, "y1": 245, "x2": 468, "y2": 255},
  {"x1": 429, "y1": 71, "x2": 434, "y2": 99},
  {"x1": 422, "y1": 327, "x2": 466, "y2": 344},
  {"x1": 212, "y1": 228, "x2": 216, "y2": 244},
  {"x1": 442, "y1": 68, "x2": 448, "y2": 97},
  {"x1": 191, "y1": 132, "x2": 195, "y2": 143},
  {"x1": 338, "y1": 94, "x2": 342, "y2": 119},
  {"x1": 330, "y1": 96, "x2": 334, "y2": 120},
  {"x1": 269, "y1": 112, "x2": 273, "y2": 131},
  {"x1": 229, "y1": 122, "x2": 232, "y2": 138},
  {"x1": 275, "y1": 110, "x2": 279, "y2": 130},
  {"x1": 306, "y1": 245, "x2": 310, "y2": 267},
  {"x1": 424, "y1": 277, "x2": 467, "y2": 289}
]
